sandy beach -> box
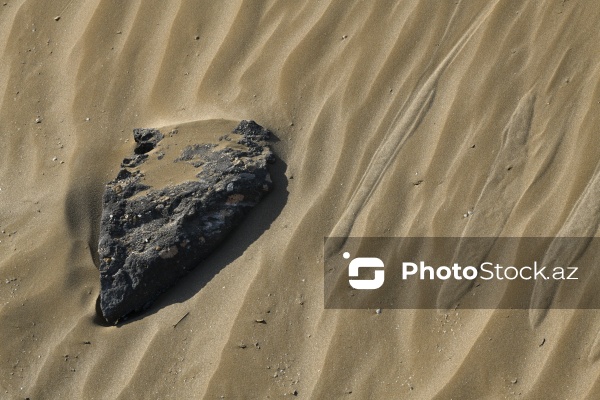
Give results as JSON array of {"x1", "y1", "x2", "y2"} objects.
[{"x1": 2, "y1": 1, "x2": 600, "y2": 398}]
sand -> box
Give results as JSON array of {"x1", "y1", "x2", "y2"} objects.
[{"x1": 1, "y1": 1, "x2": 600, "y2": 398}]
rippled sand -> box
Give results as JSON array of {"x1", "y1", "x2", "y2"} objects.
[{"x1": 2, "y1": 1, "x2": 600, "y2": 398}]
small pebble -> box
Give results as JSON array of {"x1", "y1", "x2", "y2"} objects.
[
  {"x1": 35, "y1": 117, "x2": 42, "y2": 123},
  {"x1": 52, "y1": 157, "x2": 57, "y2": 161},
  {"x1": 376, "y1": 308, "x2": 382, "y2": 315},
  {"x1": 54, "y1": 16, "x2": 60, "y2": 21}
]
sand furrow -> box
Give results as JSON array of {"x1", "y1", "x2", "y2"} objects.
[
  {"x1": 327, "y1": 2, "x2": 497, "y2": 256},
  {"x1": 529, "y1": 164, "x2": 600, "y2": 327},
  {"x1": 436, "y1": 91, "x2": 535, "y2": 310}
]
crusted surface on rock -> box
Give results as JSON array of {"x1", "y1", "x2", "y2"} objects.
[{"x1": 98, "y1": 120, "x2": 274, "y2": 324}]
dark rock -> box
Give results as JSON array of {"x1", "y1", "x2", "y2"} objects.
[
  {"x1": 133, "y1": 128, "x2": 163, "y2": 154},
  {"x1": 98, "y1": 120, "x2": 274, "y2": 324}
]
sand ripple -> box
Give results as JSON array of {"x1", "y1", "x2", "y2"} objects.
[{"x1": 2, "y1": 1, "x2": 600, "y2": 398}]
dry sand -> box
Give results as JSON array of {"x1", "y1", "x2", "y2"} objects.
[{"x1": 1, "y1": 1, "x2": 600, "y2": 398}]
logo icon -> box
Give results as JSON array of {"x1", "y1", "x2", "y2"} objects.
[{"x1": 345, "y1": 252, "x2": 385, "y2": 290}]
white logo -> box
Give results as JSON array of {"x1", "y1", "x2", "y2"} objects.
[{"x1": 345, "y1": 252, "x2": 385, "y2": 290}]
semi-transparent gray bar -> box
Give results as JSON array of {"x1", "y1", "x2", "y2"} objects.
[{"x1": 324, "y1": 237, "x2": 600, "y2": 309}]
